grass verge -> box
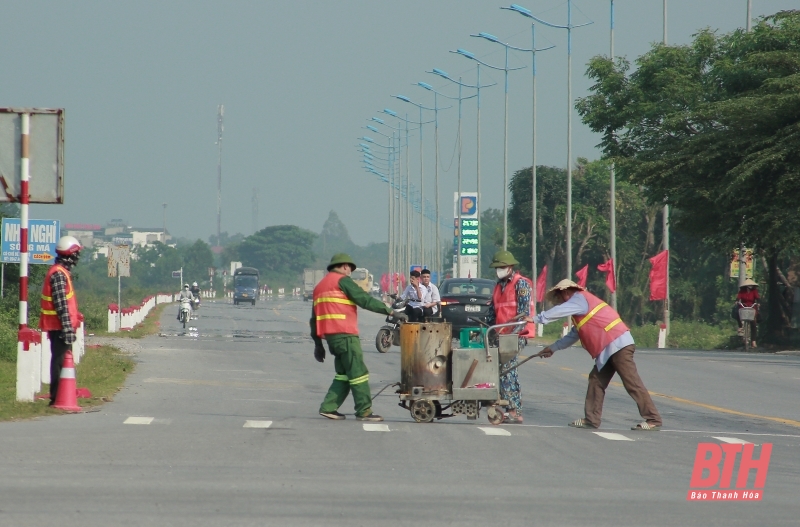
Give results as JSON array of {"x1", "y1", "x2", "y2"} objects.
[
  {"x1": 0, "y1": 345, "x2": 135, "y2": 421},
  {"x1": 89, "y1": 303, "x2": 168, "y2": 339}
]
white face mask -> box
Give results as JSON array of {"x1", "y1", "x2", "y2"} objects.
[{"x1": 496, "y1": 267, "x2": 512, "y2": 280}]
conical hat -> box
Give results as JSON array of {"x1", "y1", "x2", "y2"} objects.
[
  {"x1": 545, "y1": 279, "x2": 585, "y2": 305},
  {"x1": 741, "y1": 278, "x2": 758, "y2": 288}
]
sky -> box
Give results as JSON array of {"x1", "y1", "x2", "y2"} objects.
[{"x1": 1, "y1": 0, "x2": 796, "y2": 245}]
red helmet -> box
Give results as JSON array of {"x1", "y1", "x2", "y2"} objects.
[{"x1": 56, "y1": 236, "x2": 82, "y2": 256}]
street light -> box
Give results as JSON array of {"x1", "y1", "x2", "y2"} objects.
[
  {"x1": 522, "y1": 1, "x2": 593, "y2": 279},
  {"x1": 454, "y1": 38, "x2": 526, "y2": 251},
  {"x1": 423, "y1": 72, "x2": 480, "y2": 278},
  {"x1": 501, "y1": 3, "x2": 556, "y2": 312}
]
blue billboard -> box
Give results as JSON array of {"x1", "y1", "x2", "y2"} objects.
[{"x1": 1, "y1": 218, "x2": 61, "y2": 264}]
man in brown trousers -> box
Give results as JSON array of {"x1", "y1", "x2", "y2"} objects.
[{"x1": 529, "y1": 279, "x2": 662, "y2": 431}]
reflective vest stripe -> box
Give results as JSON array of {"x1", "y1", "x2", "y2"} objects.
[
  {"x1": 42, "y1": 294, "x2": 52, "y2": 301},
  {"x1": 317, "y1": 314, "x2": 346, "y2": 321},
  {"x1": 314, "y1": 297, "x2": 356, "y2": 306},
  {"x1": 334, "y1": 374, "x2": 349, "y2": 381},
  {"x1": 350, "y1": 374, "x2": 369, "y2": 385},
  {"x1": 41, "y1": 309, "x2": 57, "y2": 316},
  {"x1": 604, "y1": 318, "x2": 623, "y2": 332},
  {"x1": 575, "y1": 302, "x2": 608, "y2": 329}
]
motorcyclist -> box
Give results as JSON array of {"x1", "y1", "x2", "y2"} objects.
[
  {"x1": 190, "y1": 281, "x2": 201, "y2": 299},
  {"x1": 733, "y1": 278, "x2": 760, "y2": 347},
  {"x1": 177, "y1": 284, "x2": 194, "y2": 320}
]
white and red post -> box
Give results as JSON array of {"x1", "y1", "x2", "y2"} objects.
[{"x1": 19, "y1": 113, "x2": 30, "y2": 330}]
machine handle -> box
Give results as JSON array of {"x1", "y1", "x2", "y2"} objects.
[{"x1": 484, "y1": 321, "x2": 527, "y2": 361}]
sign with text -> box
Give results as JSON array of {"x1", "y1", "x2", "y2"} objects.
[
  {"x1": 1, "y1": 218, "x2": 60, "y2": 264},
  {"x1": 729, "y1": 248, "x2": 754, "y2": 279},
  {"x1": 107, "y1": 244, "x2": 130, "y2": 278}
]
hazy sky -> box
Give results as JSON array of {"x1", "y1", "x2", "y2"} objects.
[{"x1": 2, "y1": 1, "x2": 795, "y2": 244}]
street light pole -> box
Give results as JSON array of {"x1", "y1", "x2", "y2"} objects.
[
  {"x1": 610, "y1": 0, "x2": 618, "y2": 310},
  {"x1": 501, "y1": 4, "x2": 556, "y2": 310},
  {"x1": 526, "y1": 2, "x2": 592, "y2": 279},
  {"x1": 663, "y1": 0, "x2": 670, "y2": 336},
  {"x1": 452, "y1": 43, "x2": 525, "y2": 251}
]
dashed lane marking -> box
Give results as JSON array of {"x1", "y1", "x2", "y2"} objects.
[
  {"x1": 478, "y1": 427, "x2": 511, "y2": 436},
  {"x1": 124, "y1": 417, "x2": 154, "y2": 425},
  {"x1": 243, "y1": 420, "x2": 273, "y2": 429},
  {"x1": 363, "y1": 424, "x2": 390, "y2": 432},
  {"x1": 713, "y1": 436, "x2": 752, "y2": 444},
  {"x1": 593, "y1": 432, "x2": 633, "y2": 441}
]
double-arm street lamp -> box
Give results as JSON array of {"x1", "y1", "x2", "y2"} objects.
[
  {"x1": 451, "y1": 40, "x2": 525, "y2": 251},
  {"x1": 501, "y1": 3, "x2": 556, "y2": 312}
]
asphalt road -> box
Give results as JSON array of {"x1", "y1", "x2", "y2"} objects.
[{"x1": 1, "y1": 297, "x2": 798, "y2": 526}]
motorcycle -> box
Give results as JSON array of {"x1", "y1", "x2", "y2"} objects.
[
  {"x1": 375, "y1": 295, "x2": 407, "y2": 353},
  {"x1": 179, "y1": 296, "x2": 193, "y2": 329},
  {"x1": 192, "y1": 296, "x2": 201, "y2": 312}
]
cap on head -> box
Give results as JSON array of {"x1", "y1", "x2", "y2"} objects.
[
  {"x1": 741, "y1": 278, "x2": 758, "y2": 288},
  {"x1": 545, "y1": 279, "x2": 585, "y2": 305},
  {"x1": 489, "y1": 250, "x2": 519, "y2": 268},
  {"x1": 327, "y1": 253, "x2": 356, "y2": 272},
  {"x1": 56, "y1": 235, "x2": 82, "y2": 257}
]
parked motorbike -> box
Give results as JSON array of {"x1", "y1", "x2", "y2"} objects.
[
  {"x1": 375, "y1": 295, "x2": 407, "y2": 353},
  {"x1": 179, "y1": 297, "x2": 193, "y2": 329}
]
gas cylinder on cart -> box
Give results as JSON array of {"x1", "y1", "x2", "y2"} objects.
[{"x1": 399, "y1": 322, "x2": 452, "y2": 397}]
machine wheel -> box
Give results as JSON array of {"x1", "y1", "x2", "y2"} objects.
[
  {"x1": 487, "y1": 406, "x2": 504, "y2": 426},
  {"x1": 410, "y1": 399, "x2": 436, "y2": 423},
  {"x1": 375, "y1": 328, "x2": 392, "y2": 353}
]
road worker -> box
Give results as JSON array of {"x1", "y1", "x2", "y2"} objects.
[
  {"x1": 311, "y1": 253, "x2": 407, "y2": 421},
  {"x1": 529, "y1": 279, "x2": 662, "y2": 431}
]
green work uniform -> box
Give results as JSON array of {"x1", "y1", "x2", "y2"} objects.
[{"x1": 311, "y1": 275, "x2": 392, "y2": 417}]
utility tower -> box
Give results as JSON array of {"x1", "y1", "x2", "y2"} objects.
[
  {"x1": 252, "y1": 188, "x2": 259, "y2": 234},
  {"x1": 216, "y1": 104, "x2": 224, "y2": 247}
]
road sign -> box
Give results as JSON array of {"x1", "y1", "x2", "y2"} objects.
[
  {"x1": 107, "y1": 245, "x2": 130, "y2": 277},
  {"x1": 1, "y1": 218, "x2": 60, "y2": 264},
  {"x1": 172, "y1": 270, "x2": 181, "y2": 278},
  {"x1": 0, "y1": 108, "x2": 64, "y2": 203}
]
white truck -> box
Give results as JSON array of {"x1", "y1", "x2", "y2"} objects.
[{"x1": 303, "y1": 269, "x2": 326, "y2": 301}]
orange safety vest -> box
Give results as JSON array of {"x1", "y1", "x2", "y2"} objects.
[
  {"x1": 571, "y1": 291, "x2": 629, "y2": 358},
  {"x1": 313, "y1": 272, "x2": 358, "y2": 338},
  {"x1": 491, "y1": 272, "x2": 535, "y2": 337},
  {"x1": 39, "y1": 264, "x2": 80, "y2": 332}
]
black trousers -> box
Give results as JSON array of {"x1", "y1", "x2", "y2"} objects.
[
  {"x1": 405, "y1": 305, "x2": 433, "y2": 322},
  {"x1": 48, "y1": 331, "x2": 70, "y2": 403}
]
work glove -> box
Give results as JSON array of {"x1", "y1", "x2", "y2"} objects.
[
  {"x1": 314, "y1": 341, "x2": 326, "y2": 363},
  {"x1": 392, "y1": 310, "x2": 409, "y2": 322}
]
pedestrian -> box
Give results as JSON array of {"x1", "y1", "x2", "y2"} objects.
[
  {"x1": 486, "y1": 250, "x2": 536, "y2": 424},
  {"x1": 419, "y1": 269, "x2": 441, "y2": 318},
  {"x1": 38, "y1": 236, "x2": 83, "y2": 406},
  {"x1": 311, "y1": 253, "x2": 407, "y2": 421},
  {"x1": 529, "y1": 279, "x2": 662, "y2": 431}
]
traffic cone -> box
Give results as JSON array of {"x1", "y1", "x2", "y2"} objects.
[{"x1": 52, "y1": 351, "x2": 82, "y2": 412}]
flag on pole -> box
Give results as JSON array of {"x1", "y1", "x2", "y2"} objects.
[
  {"x1": 575, "y1": 264, "x2": 589, "y2": 288},
  {"x1": 535, "y1": 265, "x2": 548, "y2": 303},
  {"x1": 649, "y1": 250, "x2": 669, "y2": 300},
  {"x1": 597, "y1": 259, "x2": 616, "y2": 293}
]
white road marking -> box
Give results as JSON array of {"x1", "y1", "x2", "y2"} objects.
[
  {"x1": 362, "y1": 424, "x2": 390, "y2": 432},
  {"x1": 713, "y1": 436, "x2": 752, "y2": 444},
  {"x1": 478, "y1": 427, "x2": 511, "y2": 436},
  {"x1": 243, "y1": 420, "x2": 273, "y2": 428},
  {"x1": 124, "y1": 417, "x2": 154, "y2": 425},
  {"x1": 593, "y1": 432, "x2": 633, "y2": 441}
]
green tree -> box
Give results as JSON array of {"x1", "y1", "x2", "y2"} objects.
[
  {"x1": 181, "y1": 239, "x2": 213, "y2": 285},
  {"x1": 236, "y1": 225, "x2": 317, "y2": 286},
  {"x1": 576, "y1": 10, "x2": 800, "y2": 339}
]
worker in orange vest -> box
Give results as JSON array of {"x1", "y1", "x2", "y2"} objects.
[
  {"x1": 529, "y1": 279, "x2": 662, "y2": 431},
  {"x1": 39, "y1": 236, "x2": 83, "y2": 406},
  {"x1": 311, "y1": 253, "x2": 407, "y2": 421}
]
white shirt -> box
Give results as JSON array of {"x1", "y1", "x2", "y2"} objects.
[
  {"x1": 533, "y1": 292, "x2": 634, "y2": 370},
  {"x1": 399, "y1": 284, "x2": 424, "y2": 308},
  {"x1": 421, "y1": 282, "x2": 440, "y2": 314}
]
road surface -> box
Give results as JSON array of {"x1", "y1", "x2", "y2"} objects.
[{"x1": 1, "y1": 297, "x2": 798, "y2": 526}]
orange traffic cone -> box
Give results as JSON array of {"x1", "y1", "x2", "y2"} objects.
[{"x1": 52, "y1": 351, "x2": 82, "y2": 412}]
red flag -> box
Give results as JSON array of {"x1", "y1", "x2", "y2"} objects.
[
  {"x1": 575, "y1": 264, "x2": 589, "y2": 288},
  {"x1": 535, "y1": 265, "x2": 548, "y2": 303},
  {"x1": 380, "y1": 273, "x2": 389, "y2": 293},
  {"x1": 649, "y1": 250, "x2": 669, "y2": 301},
  {"x1": 597, "y1": 259, "x2": 616, "y2": 293}
]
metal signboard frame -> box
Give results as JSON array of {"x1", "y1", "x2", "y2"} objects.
[{"x1": 0, "y1": 108, "x2": 64, "y2": 203}]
